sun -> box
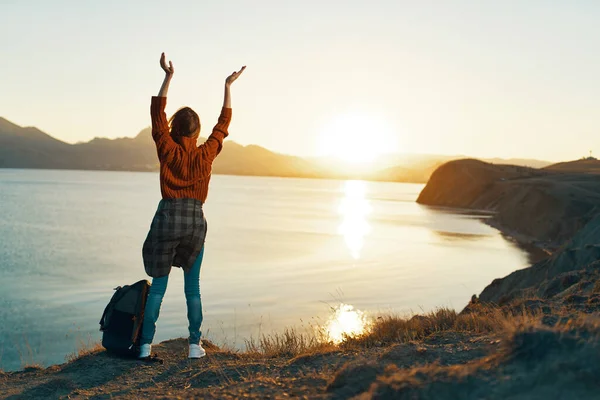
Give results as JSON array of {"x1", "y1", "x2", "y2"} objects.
[{"x1": 318, "y1": 113, "x2": 397, "y2": 163}]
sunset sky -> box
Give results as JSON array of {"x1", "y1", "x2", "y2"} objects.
[{"x1": 1, "y1": 0, "x2": 599, "y2": 162}]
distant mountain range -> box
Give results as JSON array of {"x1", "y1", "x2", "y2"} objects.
[{"x1": 0, "y1": 116, "x2": 555, "y2": 183}]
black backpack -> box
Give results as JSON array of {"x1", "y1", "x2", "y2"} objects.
[{"x1": 99, "y1": 279, "x2": 150, "y2": 357}]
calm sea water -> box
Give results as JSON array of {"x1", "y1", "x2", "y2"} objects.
[{"x1": 0, "y1": 169, "x2": 531, "y2": 371}]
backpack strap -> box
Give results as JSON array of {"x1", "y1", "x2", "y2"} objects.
[{"x1": 131, "y1": 281, "x2": 151, "y2": 343}]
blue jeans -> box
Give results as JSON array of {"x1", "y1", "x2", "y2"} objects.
[{"x1": 141, "y1": 246, "x2": 204, "y2": 345}]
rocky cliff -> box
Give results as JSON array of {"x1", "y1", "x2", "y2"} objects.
[
  {"x1": 417, "y1": 159, "x2": 600, "y2": 248},
  {"x1": 479, "y1": 213, "x2": 600, "y2": 304}
]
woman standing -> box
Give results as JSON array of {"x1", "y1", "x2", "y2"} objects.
[{"x1": 140, "y1": 52, "x2": 245, "y2": 359}]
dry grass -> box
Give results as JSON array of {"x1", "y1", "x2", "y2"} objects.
[
  {"x1": 241, "y1": 305, "x2": 541, "y2": 359},
  {"x1": 592, "y1": 279, "x2": 600, "y2": 294},
  {"x1": 342, "y1": 306, "x2": 538, "y2": 348},
  {"x1": 65, "y1": 341, "x2": 104, "y2": 363},
  {"x1": 245, "y1": 328, "x2": 333, "y2": 358},
  {"x1": 17, "y1": 335, "x2": 45, "y2": 370},
  {"x1": 21, "y1": 363, "x2": 44, "y2": 371}
]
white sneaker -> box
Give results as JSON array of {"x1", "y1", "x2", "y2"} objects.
[
  {"x1": 139, "y1": 344, "x2": 151, "y2": 358},
  {"x1": 189, "y1": 343, "x2": 206, "y2": 359}
]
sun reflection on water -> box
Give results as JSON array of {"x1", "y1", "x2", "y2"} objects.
[
  {"x1": 325, "y1": 303, "x2": 370, "y2": 343},
  {"x1": 338, "y1": 180, "x2": 372, "y2": 259}
]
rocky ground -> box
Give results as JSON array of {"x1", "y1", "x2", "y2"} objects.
[
  {"x1": 3, "y1": 300, "x2": 600, "y2": 399},
  {"x1": 0, "y1": 331, "x2": 500, "y2": 399}
]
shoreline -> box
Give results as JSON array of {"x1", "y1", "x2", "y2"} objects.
[
  {"x1": 423, "y1": 203, "x2": 553, "y2": 263},
  {"x1": 484, "y1": 218, "x2": 554, "y2": 252},
  {"x1": 483, "y1": 218, "x2": 554, "y2": 263}
]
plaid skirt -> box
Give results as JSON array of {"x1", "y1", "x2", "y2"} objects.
[{"x1": 142, "y1": 198, "x2": 207, "y2": 278}]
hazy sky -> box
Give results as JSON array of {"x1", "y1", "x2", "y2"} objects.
[{"x1": 1, "y1": 0, "x2": 599, "y2": 161}]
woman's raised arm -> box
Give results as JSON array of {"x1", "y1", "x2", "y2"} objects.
[
  {"x1": 150, "y1": 52, "x2": 176, "y2": 159},
  {"x1": 158, "y1": 52, "x2": 174, "y2": 97}
]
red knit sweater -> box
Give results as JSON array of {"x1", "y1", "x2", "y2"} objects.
[{"x1": 150, "y1": 96, "x2": 232, "y2": 203}]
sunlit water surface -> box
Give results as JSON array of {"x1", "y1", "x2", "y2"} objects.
[{"x1": 0, "y1": 170, "x2": 531, "y2": 370}]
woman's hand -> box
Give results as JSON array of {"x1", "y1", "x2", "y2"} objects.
[
  {"x1": 160, "y1": 52, "x2": 174, "y2": 76},
  {"x1": 225, "y1": 66, "x2": 246, "y2": 87},
  {"x1": 157, "y1": 52, "x2": 174, "y2": 97},
  {"x1": 223, "y1": 66, "x2": 246, "y2": 108}
]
